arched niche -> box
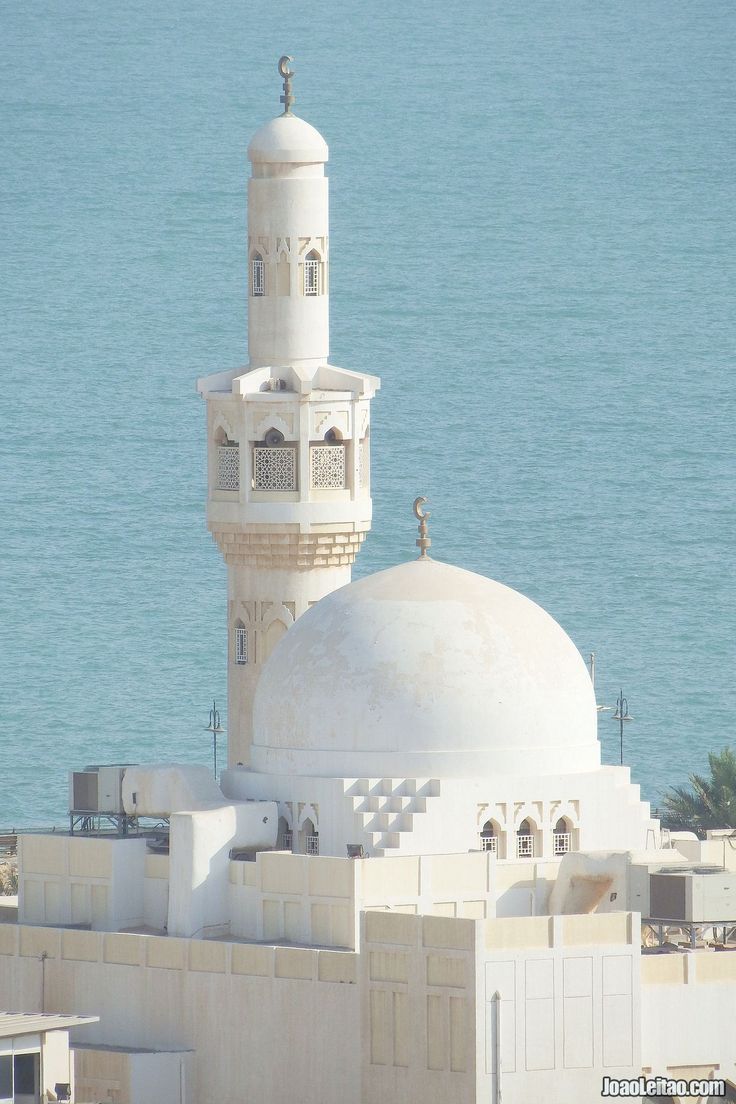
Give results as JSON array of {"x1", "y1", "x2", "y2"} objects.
[{"x1": 479, "y1": 818, "x2": 505, "y2": 859}]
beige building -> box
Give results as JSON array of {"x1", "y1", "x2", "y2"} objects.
[{"x1": 2, "y1": 58, "x2": 736, "y2": 1104}]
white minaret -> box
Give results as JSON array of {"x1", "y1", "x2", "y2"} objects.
[{"x1": 197, "y1": 58, "x2": 379, "y2": 768}]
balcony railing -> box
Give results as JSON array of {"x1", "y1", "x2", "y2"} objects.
[
  {"x1": 479, "y1": 835, "x2": 498, "y2": 854},
  {"x1": 306, "y1": 834, "x2": 319, "y2": 856}
]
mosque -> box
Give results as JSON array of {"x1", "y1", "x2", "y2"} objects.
[{"x1": 1, "y1": 57, "x2": 735, "y2": 1104}]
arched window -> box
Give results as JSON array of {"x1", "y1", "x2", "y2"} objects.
[
  {"x1": 215, "y1": 427, "x2": 239, "y2": 491},
  {"x1": 553, "y1": 817, "x2": 572, "y2": 855},
  {"x1": 301, "y1": 817, "x2": 319, "y2": 856},
  {"x1": 479, "y1": 820, "x2": 498, "y2": 855},
  {"x1": 516, "y1": 818, "x2": 534, "y2": 859},
  {"x1": 234, "y1": 620, "x2": 248, "y2": 665},
  {"x1": 304, "y1": 249, "x2": 321, "y2": 296},
  {"x1": 277, "y1": 816, "x2": 292, "y2": 852},
  {"x1": 310, "y1": 426, "x2": 346, "y2": 489},
  {"x1": 251, "y1": 252, "x2": 265, "y2": 296},
  {"x1": 252, "y1": 427, "x2": 297, "y2": 491}
]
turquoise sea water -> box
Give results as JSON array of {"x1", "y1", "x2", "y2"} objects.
[{"x1": 1, "y1": 2, "x2": 734, "y2": 826}]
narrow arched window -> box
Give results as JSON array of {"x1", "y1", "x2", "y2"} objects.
[
  {"x1": 216, "y1": 428, "x2": 239, "y2": 491},
  {"x1": 251, "y1": 252, "x2": 265, "y2": 297},
  {"x1": 302, "y1": 817, "x2": 319, "y2": 855},
  {"x1": 479, "y1": 820, "x2": 498, "y2": 854},
  {"x1": 234, "y1": 621, "x2": 248, "y2": 665},
  {"x1": 516, "y1": 818, "x2": 534, "y2": 859},
  {"x1": 553, "y1": 817, "x2": 571, "y2": 855},
  {"x1": 253, "y1": 427, "x2": 297, "y2": 492},
  {"x1": 304, "y1": 249, "x2": 321, "y2": 296},
  {"x1": 278, "y1": 816, "x2": 293, "y2": 852}
]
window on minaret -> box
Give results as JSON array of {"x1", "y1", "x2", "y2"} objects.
[
  {"x1": 234, "y1": 624, "x2": 248, "y2": 665},
  {"x1": 304, "y1": 250, "x2": 321, "y2": 296},
  {"x1": 251, "y1": 253, "x2": 265, "y2": 296}
]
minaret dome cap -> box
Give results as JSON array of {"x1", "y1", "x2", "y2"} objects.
[{"x1": 248, "y1": 114, "x2": 328, "y2": 165}]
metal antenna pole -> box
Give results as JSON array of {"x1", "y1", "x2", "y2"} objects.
[
  {"x1": 612, "y1": 689, "x2": 633, "y2": 765},
  {"x1": 205, "y1": 701, "x2": 223, "y2": 779}
]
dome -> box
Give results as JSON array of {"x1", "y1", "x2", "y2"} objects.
[
  {"x1": 251, "y1": 558, "x2": 601, "y2": 779},
  {"x1": 247, "y1": 114, "x2": 328, "y2": 164}
]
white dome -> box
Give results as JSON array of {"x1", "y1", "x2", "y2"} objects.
[
  {"x1": 251, "y1": 559, "x2": 601, "y2": 779},
  {"x1": 247, "y1": 114, "x2": 328, "y2": 164}
]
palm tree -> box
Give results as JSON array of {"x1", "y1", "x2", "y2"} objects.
[{"x1": 661, "y1": 747, "x2": 736, "y2": 836}]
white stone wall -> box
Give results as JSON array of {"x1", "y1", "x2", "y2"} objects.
[{"x1": 224, "y1": 763, "x2": 657, "y2": 860}]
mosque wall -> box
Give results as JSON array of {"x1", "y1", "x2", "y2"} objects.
[
  {"x1": 360, "y1": 910, "x2": 647, "y2": 1104},
  {"x1": 225, "y1": 761, "x2": 657, "y2": 860},
  {"x1": 0, "y1": 924, "x2": 361, "y2": 1104},
  {"x1": 640, "y1": 953, "x2": 736, "y2": 1086}
]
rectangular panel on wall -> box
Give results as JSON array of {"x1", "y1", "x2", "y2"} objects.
[
  {"x1": 370, "y1": 989, "x2": 390, "y2": 1066},
  {"x1": 427, "y1": 994, "x2": 446, "y2": 1071},
  {"x1": 284, "y1": 901, "x2": 301, "y2": 943},
  {"x1": 602, "y1": 994, "x2": 633, "y2": 1067},
  {"x1": 262, "y1": 899, "x2": 282, "y2": 941},
  {"x1": 563, "y1": 956, "x2": 594, "y2": 1069},
  {"x1": 393, "y1": 992, "x2": 409, "y2": 1068},
  {"x1": 22, "y1": 880, "x2": 43, "y2": 922},
  {"x1": 449, "y1": 997, "x2": 467, "y2": 1073},
  {"x1": 70, "y1": 882, "x2": 89, "y2": 924},
  {"x1": 563, "y1": 997, "x2": 594, "y2": 1069},
  {"x1": 90, "y1": 884, "x2": 108, "y2": 928},
  {"x1": 44, "y1": 881, "x2": 62, "y2": 924},
  {"x1": 525, "y1": 998, "x2": 555, "y2": 1070},
  {"x1": 485, "y1": 961, "x2": 516, "y2": 1074},
  {"x1": 602, "y1": 954, "x2": 632, "y2": 997},
  {"x1": 524, "y1": 959, "x2": 555, "y2": 1071}
]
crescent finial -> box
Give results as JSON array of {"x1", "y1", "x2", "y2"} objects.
[
  {"x1": 278, "y1": 56, "x2": 296, "y2": 115},
  {"x1": 413, "y1": 496, "x2": 432, "y2": 558},
  {"x1": 278, "y1": 55, "x2": 295, "y2": 79}
]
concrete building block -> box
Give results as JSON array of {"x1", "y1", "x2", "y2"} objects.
[
  {"x1": 19, "y1": 926, "x2": 61, "y2": 959},
  {"x1": 422, "y1": 915, "x2": 475, "y2": 951},
  {"x1": 104, "y1": 933, "x2": 144, "y2": 967},
  {"x1": 364, "y1": 911, "x2": 417, "y2": 947},
  {"x1": 189, "y1": 940, "x2": 228, "y2": 974},
  {"x1": 317, "y1": 951, "x2": 358, "y2": 984},
  {"x1": 62, "y1": 929, "x2": 101, "y2": 963},
  {"x1": 274, "y1": 946, "x2": 315, "y2": 981},
  {"x1": 231, "y1": 943, "x2": 274, "y2": 977},
  {"x1": 146, "y1": 937, "x2": 188, "y2": 971}
]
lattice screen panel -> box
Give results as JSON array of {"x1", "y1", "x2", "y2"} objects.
[
  {"x1": 310, "y1": 445, "x2": 346, "y2": 489},
  {"x1": 253, "y1": 447, "x2": 297, "y2": 491},
  {"x1": 217, "y1": 445, "x2": 240, "y2": 491},
  {"x1": 358, "y1": 441, "x2": 369, "y2": 489}
]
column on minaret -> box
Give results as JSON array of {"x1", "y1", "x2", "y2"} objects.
[{"x1": 197, "y1": 63, "x2": 379, "y2": 768}]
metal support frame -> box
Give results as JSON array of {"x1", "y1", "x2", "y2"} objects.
[
  {"x1": 69, "y1": 811, "x2": 170, "y2": 838},
  {"x1": 644, "y1": 917, "x2": 736, "y2": 949}
]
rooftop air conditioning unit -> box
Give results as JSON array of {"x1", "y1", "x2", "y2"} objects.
[
  {"x1": 69, "y1": 765, "x2": 129, "y2": 815},
  {"x1": 649, "y1": 867, "x2": 736, "y2": 922}
]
